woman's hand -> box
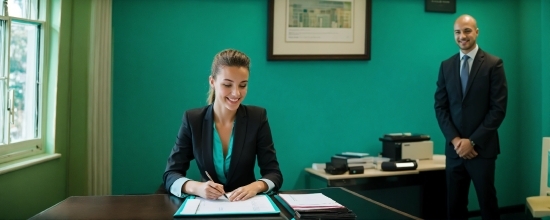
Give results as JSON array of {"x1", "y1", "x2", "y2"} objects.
[
  {"x1": 228, "y1": 181, "x2": 267, "y2": 202},
  {"x1": 184, "y1": 180, "x2": 225, "y2": 200}
]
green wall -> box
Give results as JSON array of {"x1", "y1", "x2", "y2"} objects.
[
  {"x1": 3, "y1": 0, "x2": 543, "y2": 218},
  {"x1": 543, "y1": 0, "x2": 550, "y2": 190},
  {"x1": 542, "y1": 0, "x2": 550, "y2": 138},
  {"x1": 112, "y1": 0, "x2": 526, "y2": 210},
  {"x1": 0, "y1": 0, "x2": 91, "y2": 219},
  {"x1": 66, "y1": 0, "x2": 90, "y2": 197},
  {"x1": 517, "y1": 0, "x2": 550, "y2": 198},
  {"x1": 0, "y1": 158, "x2": 66, "y2": 219}
]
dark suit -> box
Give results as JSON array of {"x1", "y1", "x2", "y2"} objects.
[
  {"x1": 435, "y1": 48, "x2": 507, "y2": 219},
  {"x1": 163, "y1": 104, "x2": 283, "y2": 194}
]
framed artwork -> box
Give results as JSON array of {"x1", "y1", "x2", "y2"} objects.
[{"x1": 267, "y1": 0, "x2": 372, "y2": 61}]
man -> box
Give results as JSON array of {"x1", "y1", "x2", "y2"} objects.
[{"x1": 434, "y1": 14, "x2": 508, "y2": 220}]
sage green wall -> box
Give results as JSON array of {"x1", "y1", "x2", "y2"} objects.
[
  {"x1": 66, "y1": 0, "x2": 90, "y2": 197},
  {"x1": 0, "y1": 158, "x2": 66, "y2": 219},
  {"x1": 0, "y1": 0, "x2": 91, "y2": 218}
]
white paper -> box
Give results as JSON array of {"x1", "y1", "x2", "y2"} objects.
[
  {"x1": 179, "y1": 199, "x2": 201, "y2": 214},
  {"x1": 279, "y1": 193, "x2": 344, "y2": 209},
  {"x1": 216, "y1": 191, "x2": 233, "y2": 201},
  {"x1": 193, "y1": 195, "x2": 276, "y2": 214}
]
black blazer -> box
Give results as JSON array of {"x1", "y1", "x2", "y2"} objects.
[
  {"x1": 163, "y1": 104, "x2": 283, "y2": 194},
  {"x1": 435, "y1": 48, "x2": 508, "y2": 158}
]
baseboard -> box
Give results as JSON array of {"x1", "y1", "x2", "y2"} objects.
[{"x1": 467, "y1": 204, "x2": 524, "y2": 217}]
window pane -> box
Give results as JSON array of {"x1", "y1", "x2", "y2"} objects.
[
  {"x1": 9, "y1": 21, "x2": 39, "y2": 142},
  {"x1": 0, "y1": 20, "x2": 6, "y2": 144},
  {"x1": 7, "y1": 0, "x2": 39, "y2": 20}
]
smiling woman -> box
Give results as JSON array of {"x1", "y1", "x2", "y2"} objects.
[{"x1": 163, "y1": 49, "x2": 283, "y2": 202}]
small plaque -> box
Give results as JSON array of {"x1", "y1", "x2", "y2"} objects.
[{"x1": 425, "y1": 0, "x2": 456, "y2": 13}]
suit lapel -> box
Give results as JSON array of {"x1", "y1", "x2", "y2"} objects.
[
  {"x1": 202, "y1": 105, "x2": 219, "y2": 183},
  {"x1": 464, "y1": 49, "x2": 485, "y2": 98},
  {"x1": 226, "y1": 105, "x2": 247, "y2": 184}
]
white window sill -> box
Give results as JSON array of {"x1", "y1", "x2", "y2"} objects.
[{"x1": 0, "y1": 153, "x2": 61, "y2": 175}]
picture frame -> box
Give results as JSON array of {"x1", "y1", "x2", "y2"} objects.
[
  {"x1": 425, "y1": 0, "x2": 456, "y2": 13},
  {"x1": 267, "y1": 0, "x2": 372, "y2": 61}
]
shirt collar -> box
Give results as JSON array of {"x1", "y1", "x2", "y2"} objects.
[{"x1": 460, "y1": 44, "x2": 479, "y2": 60}]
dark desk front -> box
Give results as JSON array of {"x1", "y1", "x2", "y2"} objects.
[
  {"x1": 282, "y1": 187, "x2": 420, "y2": 220},
  {"x1": 305, "y1": 156, "x2": 447, "y2": 220},
  {"x1": 30, "y1": 187, "x2": 419, "y2": 220}
]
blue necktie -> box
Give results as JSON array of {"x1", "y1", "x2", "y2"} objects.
[{"x1": 460, "y1": 55, "x2": 470, "y2": 96}]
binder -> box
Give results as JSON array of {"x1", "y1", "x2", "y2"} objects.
[{"x1": 174, "y1": 194, "x2": 280, "y2": 217}]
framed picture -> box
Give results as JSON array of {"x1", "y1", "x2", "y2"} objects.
[
  {"x1": 425, "y1": 0, "x2": 456, "y2": 13},
  {"x1": 267, "y1": 0, "x2": 372, "y2": 61}
]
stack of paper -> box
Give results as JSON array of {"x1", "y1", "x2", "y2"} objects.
[
  {"x1": 277, "y1": 193, "x2": 356, "y2": 219},
  {"x1": 339, "y1": 152, "x2": 369, "y2": 157},
  {"x1": 278, "y1": 193, "x2": 344, "y2": 210}
]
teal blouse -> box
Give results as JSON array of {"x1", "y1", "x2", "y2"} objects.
[{"x1": 212, "y1": 122, "x2": 234, "y2": 184}]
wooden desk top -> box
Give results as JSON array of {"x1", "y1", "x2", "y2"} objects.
[
  {"x1": 29, "y1": 188, "x2": 419, "y2": 220},
  {"x1": 305, "y1": 154, "x2": 445, "y2": 180},
  {"x1": 30, "y1": 194, "x2": 182, "y2": 220}
]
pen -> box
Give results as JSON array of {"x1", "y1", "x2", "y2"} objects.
[{"x1": 205, "y1": 171, "x2": 228, "y2": 199}]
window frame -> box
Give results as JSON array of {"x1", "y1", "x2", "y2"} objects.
[{"x1": 0, "y1": 0, "x2": 49, "y2": 165}]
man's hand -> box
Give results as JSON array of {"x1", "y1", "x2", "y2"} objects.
[
  {"x1": 455, "y1": 139, "x2": 478, "y2": 159},
  {"x1": 228, "y1": 181, "x2": 267, "y2": 202},
  {"x1": 452, "y1": 137, "x2": 462, "y2": 150}
]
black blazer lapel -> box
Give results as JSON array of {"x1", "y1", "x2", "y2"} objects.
[
  {"x1": 201, "y1": 105, "x2": 219, "y2": 183},
  {"x1": 226, "y1": 105, "x2": 248, "y2": 184},
  {"x1": 464, "y1": 49, "x2": 485, "y2": 98}
]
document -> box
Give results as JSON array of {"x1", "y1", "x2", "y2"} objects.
[
  {"x1": 278, "y1": 193, "x2": 344, "y2": 210},
  {"x1": 175, "y1": 194, "x2": 280, "y2": 216}
]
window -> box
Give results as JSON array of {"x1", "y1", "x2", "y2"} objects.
[{"x1": 0, "y1": 0, "x2": 46, "y2": 164}]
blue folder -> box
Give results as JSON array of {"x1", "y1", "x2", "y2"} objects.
[{"x1": 173, "y1": 195, "x2": 281, "y2": 217}]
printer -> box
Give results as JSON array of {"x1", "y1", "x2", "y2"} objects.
[{"x1": 379, "y1": 133, "x2": 433, "y2": 161}]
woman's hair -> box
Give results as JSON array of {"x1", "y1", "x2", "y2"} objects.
[{"x1": 207, "y1": 49, "x2": 250, "y2": 105}]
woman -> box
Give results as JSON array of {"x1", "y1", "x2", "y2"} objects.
[{"x1": 163, "y1": 49, "x2": 283, "y2": 202}]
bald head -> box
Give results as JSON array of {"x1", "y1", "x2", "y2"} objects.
[
  {"x1": 455, "y1": 14, "x2": 478, "y2": 29},
  {"x1": 454, "y1": 14, "x2": 479, "y2": 53}
]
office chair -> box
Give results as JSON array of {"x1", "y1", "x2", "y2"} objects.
[
  {"x1": 525, "y1": 137, "x2": 550, "y2": 219},
  {"x1": 155, "y1": 183, "x2": 168, "y2": 194}
]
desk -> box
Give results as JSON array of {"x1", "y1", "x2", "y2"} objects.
[
  {"x1": 30, "y1": 188, "x2": 420, "y2": 220},
  {"x1": 305, "y1": 155, "x2": 447, "y2": 219},
  {"x1": 29, "y1": 194, "x2": 182, "y2": 220},
  {"x1": 282, "y1": 187, "x2": 420, "y2": 220}
]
